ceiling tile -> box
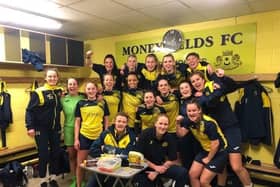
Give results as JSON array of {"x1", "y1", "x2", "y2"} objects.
[
  {"x1": 179, "y1": 0, "x2": 248, "y2": 9},
  {"x1": 198, "y1": 4, "x2": 250, "y2": 20},
  {"x1": 50, "y1": 0, "x2": 83, "y2": 6},
  {"x1": 139, "y1": 1, "x2": 195, "y2": 25},
  {"x1": 48, "y1": 6, "x2": 93, "y2": 21},
  {"x1": 248, "y1": 0, "x2": 280, "y2": 12},
  {"x1": 112, "y1": 0, "x2": 173, "y2": 9},
  {"x1": 68, "y1": 0, "x2": 132, "y2": 19},
  {"x1": 107, "y1": 10, "x2": 167, "y2": 29}
]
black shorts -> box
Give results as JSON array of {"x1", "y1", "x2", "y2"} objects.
[
  {"x1": 223, "y1": 125, "x2": 242, "y2": 153},
  {"x1": 79, "y1": 133, "x2": 95, "y2": 150},
  {"x1": 194, "y1": 150, "x2": 228, "y2": 173}
]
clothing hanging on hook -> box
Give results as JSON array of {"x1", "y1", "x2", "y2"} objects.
[
  {"x1": 0, "y1": 80, "x2": 13, "y2": 148},
  {"x1": 235, "y1": 79, "x2": 273, "y2": 145}
]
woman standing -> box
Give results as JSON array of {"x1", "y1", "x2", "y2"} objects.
[
  {"x1": 102, "y1": 74, "x2": 121, "y2": 126},
  {"x1": 189, "y1": 71, "x2": 253, "y2": 187},
  {"x1": 74, "y1": 81, "x2": 109, "y2": 187},
  {"x1": 121, "y1": 72, "x2": 143, "y2": 130},
  {"x1": 138, "y1": 53, "x2": 160, "y2": 90},
  {"x1": 61, "y1": 78, "x2": 84, "y2": 186},
  {"x1": 86, "y1": 53, "x2": 122, "y2": 89},
  {"x1": 177, "y1": 99, "x2": 228, "y2": 187},
  {"x1": 156, "y1": 78, "x2": 179, "y2": 134},
  {"x1": 25, "y1": 68, "x2": 63, "y2": 187},
  {"x1": 157, "y1": 54, "x2": 186, "y2": 89},
  {"x1": 134, "y1": 90, "x2": 165, "y2": 136}
]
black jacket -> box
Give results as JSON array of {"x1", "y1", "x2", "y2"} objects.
[
  {"x1": 0, "y1": 91, "x2": 13, "y2": 129},
  {"x1": 25, "y1": 84, "x2": 63, "y2": 131},
  {"x1": 235, "y1": 80, "x2": 273, "y2": 145}
]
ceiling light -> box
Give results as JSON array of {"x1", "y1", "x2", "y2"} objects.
[
  {"x1": 0, "y1": 0, "x2": 60, "y2": 16},
  {"x1": 0, "y1": 6, "x2": 62, "y2": 30}
]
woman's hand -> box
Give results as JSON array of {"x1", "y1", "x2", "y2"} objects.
[
  {"x1": 202, "y1": 157, "x2": 210, "y2": 165},
  {"x1": 27, "y1": 129, "x2": 35, "y2": 137},
  {"x1": 146, "y1": 171, "x2": 159, "y2": 181},
  {"x1": 74, "y1": 139, "x2": 80, "y2": 150},
  {"x1": 156, "y1": 96, "x2": 163, "y2": 105},
  {"x1": 154, "y1": 165, "x2": 167, "y2": 174},
  {"x1": 176, "y1": 115, "x2": 184, "y2": 123},
  {"x1": 194, "y1": 91, "x2": 203, "y2": 97},
  {"x1": 213, "y1": 83, "x2": 221, "y2": 90}
]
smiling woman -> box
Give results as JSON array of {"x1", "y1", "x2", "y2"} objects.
[
  {"x1": 87, "y1": 112, "x2": 136, "y2": 187},
  {"x1": 25, "y1": 68, "x2": 64, "y2": 187},
  {"x1": 135, "y1": 114, "x2": 188, "y2": 187},
  {"x1": 176, "y1": 99, "x2": 228, "y2": 187}
]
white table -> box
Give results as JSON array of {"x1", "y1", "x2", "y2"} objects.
[{"x1": 81, "y1": 160, "x2": 147, "y2": 187}]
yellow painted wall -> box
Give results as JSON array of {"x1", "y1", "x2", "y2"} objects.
[{"x1": 85, "y1": 10, "x2": 280, "y2": 164}]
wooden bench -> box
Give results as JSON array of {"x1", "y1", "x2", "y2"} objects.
[
  {"x1": 0, "y1": 141, "x2": 65, "y2": 165},
  {"x1": 245, "y1": 163, "x2": 280, "y2": 184},
  {"x1": 245, "y1": 163, "x2": 280, "y2": 176},
  {"x1": 0, "y1": 144, "x2": 38, "y2": 165}
]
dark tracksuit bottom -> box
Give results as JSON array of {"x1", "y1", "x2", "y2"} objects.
[
  {"x1": 134, "y1": 165, "x2": 188, "y2": 187},
  {"x1": 35, "y1": 127, "x2": 61, "y2": 178}
]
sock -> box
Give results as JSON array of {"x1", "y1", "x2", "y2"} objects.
[
  {"x1": 244, "y1": 183, "x2": 254, "y2": 187},
  {"x1": 40, "y1": 177, "x2": 48, "y2": 184},
  {"x1": 49, "y1": 174, "x2": 56, "y2": 181}
]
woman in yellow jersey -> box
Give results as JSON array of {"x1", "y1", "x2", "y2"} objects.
[
  {"x1": 102, "y1": 74, "x2": 121, "y2": 126},
  {"x1": 121, "y1": 72, "x2": 143, "y2": 131},
  {"x1": 157, "y1": 54, "x2": 186, "y2": 90},
  {"x1": 135, "y1": 90, "x2": 165, "y2": 136},
  {"x1": 138, "y1": 53, "x2": 160, "y2": 90},
  {"x1": 74, "y1": 81, "x2": 109, "y2": 187},
  {"x1": 156, "y1": 78, "x2": 179, "y2": 134},
  {"x1": 185, "y1": 52, "x2": 214, "y2": 82},
  {"x1": 177, "y1": 99, "x2": 228, "y2": 187},
  {"x1": 87, "y1": 112, "x2": 136, "y2": 187},
  {"x1": 189, "y1": 71, "x2": 253, "y2": 187}
]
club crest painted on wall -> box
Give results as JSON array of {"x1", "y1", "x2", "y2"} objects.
[{"x1": 215, "y1": 50, "x2": 242, "y2": 70}]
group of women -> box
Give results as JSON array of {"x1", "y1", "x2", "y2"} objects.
[{"x1": 25, "y1": 51, "x2": 253, "y2": 187}]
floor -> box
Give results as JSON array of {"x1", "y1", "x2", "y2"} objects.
[
  {"x1": 27, "y1": 174, "x2": 73, "y2": 187},
  {"x1": 0, "y1": 172, "x2": 274, "y2": 187},
  {"x1": 26, "y1": 175, "x2": 272, "y2": 187}
]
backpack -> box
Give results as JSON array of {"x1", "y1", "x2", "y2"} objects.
[
  {"x1": 56, "y1": 148, "x2": 70, "y2": 175},
  {"x1": 0, "y1": 161, "x2": 28, "y2": 187}
]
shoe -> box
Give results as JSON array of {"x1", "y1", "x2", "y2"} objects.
[
  {"x1": 81, "y1": 181, "x2": 86, "y2": 187},
  {"x1": 70, "y1": 177, "x2": 76, "y2": 187},
  {"x1": 41, "y1": 182, "x2": 48, "y2": 187},
  {"x1": 49, "y1": 179, "x2": 59, "y2": 187}
]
